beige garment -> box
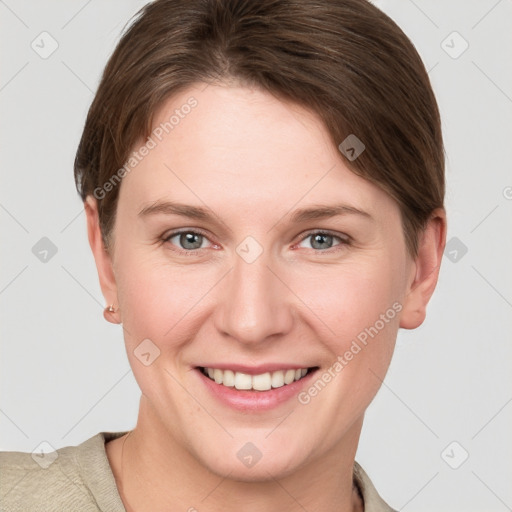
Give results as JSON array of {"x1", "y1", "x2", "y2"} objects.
[{"x1": 0, "y1": 431, "x2": 397, "y2": 511}]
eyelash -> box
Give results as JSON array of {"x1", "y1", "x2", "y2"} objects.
[{"x1": 162, "y1": 228, "x2": 350, "y2": 255}]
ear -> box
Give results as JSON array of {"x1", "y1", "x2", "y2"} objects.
[
  {"x1": 84, "y1": 196, "x2": 121, "y2": 324},
  {"x1": 400, "y1": 208, "x2": 447, "y2": 330}
]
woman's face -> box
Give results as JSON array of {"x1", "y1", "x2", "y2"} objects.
[{"x1": 98, "y1": 83, "x2": 417, "y2": 479}]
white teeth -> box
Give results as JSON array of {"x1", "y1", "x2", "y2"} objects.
[
  {"x1": 223, "y1": 369, "x2": 235, "y2": 387},
  {"x1": 234, "y1": 372, "x2": 252, "y2": 390},
  {"x1": 202, "y1": 367, "x2": 310, "y2": 391},
  {"x1": 284, "y1": 369, "x2": 296, "y2": 385},
  {"x1": 252, "y1": 372, "x2": 272, "y2": 391},
  {"x1": 213, "y1": 368, "x2": 223, "y2": 384},
  {"x1": 271, "y1": 370, "x2": 285, "y2": 388}
]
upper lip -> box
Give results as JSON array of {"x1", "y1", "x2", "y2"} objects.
[{"x1": 196, "y1": 363, "x2": 316, "y2": 375}]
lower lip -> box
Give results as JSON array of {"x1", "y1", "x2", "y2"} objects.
[{"x1": 195, "y1": 368, "x2": 318, "y2": 412}]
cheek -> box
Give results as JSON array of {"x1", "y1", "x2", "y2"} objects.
[
  {"x1": 292, "y1": 262, "x2": 402, "y2": 350},
  {"x1": 115, "y1": 250, "x2": 215, "y2": 348},
  {"x1": 293, "y1": 267, "x2": 402, "y2": 434}
]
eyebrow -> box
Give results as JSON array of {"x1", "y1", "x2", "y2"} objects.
[
  {"x1": 138, "y1": 200, "x2": 373, "y2": 224},
  {"x1": 290, "y1": 204, "x2": 372, "y2": 223},
  {"x1": 139, "y1": 201, "x2": 212, "y2": 220}
]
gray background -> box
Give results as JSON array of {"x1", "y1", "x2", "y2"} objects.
[{"x1": 1, "y1": 1, "x2": 511, "y2": 510}]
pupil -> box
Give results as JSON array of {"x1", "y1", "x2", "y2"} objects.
[
  {"x1": 312, "y1": 233, "x2": 332, "y2": 250},
  {"x1": 181, "y1": 232, "x2": 202, "y2": 249}
]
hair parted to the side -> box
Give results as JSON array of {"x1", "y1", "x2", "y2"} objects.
[{"x1": 74, "y1": 0, "x2": 445, "y2": 257}]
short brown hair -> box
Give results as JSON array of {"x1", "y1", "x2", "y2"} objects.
[{"x1": 74, "y1": 0, "x2": 445, "y2": 256}]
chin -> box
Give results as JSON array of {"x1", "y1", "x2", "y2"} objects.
[
  {"x1": 205, "y1": 454, "x2": 303, "y2": 483},
  {"x1": 189, "y1": 435, "x2": 309, "y2": 482}
]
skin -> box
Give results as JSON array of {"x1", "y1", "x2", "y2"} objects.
[{"x1": 85, "y1": 83, "x2": 446, "y2": 512}]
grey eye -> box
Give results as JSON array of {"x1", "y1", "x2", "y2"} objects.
[
  {"x1": 297, "y1": 232, "x2": 346, "y2": 251},
  {"x1": 310, "y1": 233, "x2": 334, "y2": 250},
  {"x1": 166, "y1": 231, "x2": 207, "y2": 250},
  {"x1": 179, "y1": 232, "x2": 203, "y2": 250}
]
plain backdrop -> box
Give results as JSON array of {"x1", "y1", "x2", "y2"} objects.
[{"x1": 1, "y1": 1, "x2": 511, "y2": 511}]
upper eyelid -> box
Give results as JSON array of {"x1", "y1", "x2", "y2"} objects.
[
  {"x1": 298, "y1": 229, "x2": 349, "y2": 241},
  {"x1": 164, "y1": 227, "x2": 211, "y2": 239}
]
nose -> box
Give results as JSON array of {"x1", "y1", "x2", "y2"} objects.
[{"x1": 213, "y1": 246, "x2": 294, "y2": 346}]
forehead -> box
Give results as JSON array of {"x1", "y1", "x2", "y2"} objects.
[{"x1": 118, "y1": 83, "x2": 396, "y2": 221}]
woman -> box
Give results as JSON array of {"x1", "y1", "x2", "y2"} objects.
[{"x1": 0, "y1": 0, "x2": 446, "y2": 511}]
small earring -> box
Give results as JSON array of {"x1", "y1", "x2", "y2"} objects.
[{"x1": 103, "y1": 304, "x2": 120, "y2": 324}]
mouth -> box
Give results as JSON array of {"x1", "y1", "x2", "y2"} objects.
[{"x1": 197, "y1": 366, "x2": 319, "y2": 392}]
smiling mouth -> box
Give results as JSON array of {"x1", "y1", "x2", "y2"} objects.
[{"x1": 198, "y1": 366, "x2": 318, "y2": 391}]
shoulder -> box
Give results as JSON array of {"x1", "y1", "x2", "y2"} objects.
[
  {"x1": 0, "y1": 442, "x2": 97, "y2": 512},
  {"x1": 0, "y1": 431, "x2": 128, "y2": 512},
  {"x1": 354, "y1": 460, "x2": 398, "y2": 512}
]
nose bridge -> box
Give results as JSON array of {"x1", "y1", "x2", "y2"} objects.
[{"x1": 214, "y1": 241, "x2": 293, "y2": 344}]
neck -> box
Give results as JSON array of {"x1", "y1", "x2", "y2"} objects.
[{"x1": 110, "y1": 397, "x2": 364, "y2": 512}]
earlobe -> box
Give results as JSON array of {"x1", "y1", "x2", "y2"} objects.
[
  {"x1": 399, "y1": 208, "x2": 447, "y2": 330},
  {"x1": 84, "y1": 196, "x2": 121, "y2": 324}
]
